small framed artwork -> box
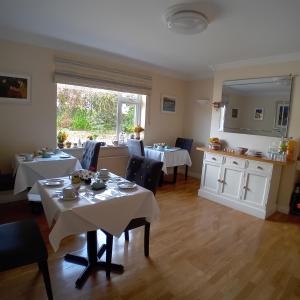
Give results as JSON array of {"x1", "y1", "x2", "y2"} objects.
[
  {"x1": 231, "y1": 108, "x2": 239, "y2": 119},
  {"x1": 254, "y1": 107, "x2": 264, "y2": 120},
  {"x1": 161, "y1": 95, "x2": 176, "y2": 113},
  {"x1": 0, "y1": 73, "x2": 31, "y2": 104}
]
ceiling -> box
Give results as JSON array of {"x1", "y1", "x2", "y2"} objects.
[{"x1": 0, "y1": 0, "x2": 300, "y2": 79}]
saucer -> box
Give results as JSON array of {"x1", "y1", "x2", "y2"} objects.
[
  {"x1": 118, "y1": 182, "x2": 137, "y2": 190},
  {"x1": 43, "y1": 179, "x2": 64, "y2": 187},
  {"x1": 59, "y1": 195, "x2": 78, "y2": 201}
]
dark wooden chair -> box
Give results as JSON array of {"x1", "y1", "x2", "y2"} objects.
[
  {"x1": 127, "y1": 139, "x2": 145, "y2": 157},
  {"x1": 123, "y1": 155, "x2": 163, "y2": 252},
  {"x1": 103, "y1": 155, "x2": 162, "y2": 278},
  {"x1": 81, "y1": 140, "x2": 101, "y2": 171},
  {"x1": 0, "y1": 219, "x2": 53, "y2": 300},
  {"x1": 175, "y1": 137, "x2": 193, "y2": 180}
]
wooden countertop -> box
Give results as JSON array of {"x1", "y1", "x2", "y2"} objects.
[{"x1": 196, "y1": 147, "x2": 294, "y2": 166}]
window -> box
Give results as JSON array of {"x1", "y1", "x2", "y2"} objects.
[
  {"x1": 274, "y1": 102, "x2": 289, "y2": 129},
  {"x1": 57, "y1": 83, "x2": 145, "y2": 145}
]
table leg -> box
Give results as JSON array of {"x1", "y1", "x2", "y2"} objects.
[{"x1": 64, "y1": 230, "x2": 124, "y2": 289}]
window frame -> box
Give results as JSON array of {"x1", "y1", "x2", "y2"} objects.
[{"x1": 117, "y1": 95, "x2": 142, "y2": 141}]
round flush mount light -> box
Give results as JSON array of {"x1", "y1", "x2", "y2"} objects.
[{"x1": 163, "y1": 4, "x2": 208, "y2": 35}]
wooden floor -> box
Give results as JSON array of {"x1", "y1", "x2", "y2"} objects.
[{"x1": 1, "y1": 175, "x2": 300, "y2": 300}]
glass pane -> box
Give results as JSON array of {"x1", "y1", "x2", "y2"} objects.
[
  {"x1": 282, "y1": 106, "x2": 289, "y2": 126},
  {"x1": 120, "y1": 103, "x2": 136, "y2": 135},
  {"x1": 57, "y1": 84, "x2": 118, "y2": 144}
]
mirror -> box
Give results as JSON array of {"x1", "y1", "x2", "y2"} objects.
[{"x1": 220, "y1": 76, "x2": 293, "y2": 137}]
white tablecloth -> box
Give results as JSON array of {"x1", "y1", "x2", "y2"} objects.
[
  {"x1": 29, "y1": 174, "x2": 160, "y2": 251},
  {"x1": 144, "y1": 147, "x2": 192, "y2": 174},
  {"x1": 13, "y1": 153, "x2": 82, "y2": 195}
]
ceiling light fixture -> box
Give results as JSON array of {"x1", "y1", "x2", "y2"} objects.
[{"x1": 164, "y1": 4, "x2": 208, "y2": 35}]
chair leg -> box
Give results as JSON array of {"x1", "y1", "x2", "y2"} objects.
[
  {"x1": 173, "y1": 166, "x2": 178, "y2": 183},
  {"x1": 124, "y1": 230, "x2": 129, "y2": 241},
  {"x1": 144, "y1": 222, "x2": 150, "y2": 257},
  {"x1": 38, "y1": 260, "x2": 53, "y2": 300},
  {"x1": 106, "y1": 233, "x2": 113, "y2": 279},
  {"x1": 185, "y1": 165, "x2": 188, "y2": 180}
]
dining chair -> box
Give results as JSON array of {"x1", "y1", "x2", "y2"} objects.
[
  {"x1": 81, "y1": 140, "x2": 102, "y2": 171},
  {"x1": 123, "y1": 155, "x2": 163, "y2": 252},
  {"x1": 175, "y1": 137, "x2": 193, "y2": 180},
  {"x1": 127, "y1": 139, "x2": 145, "y2": 157},
  {"x1": 102, "y1": 155, "x2": 162, "y2": 278},
  {"x1": 0, "y1": 219, "x2": 53, "y2": 300}
]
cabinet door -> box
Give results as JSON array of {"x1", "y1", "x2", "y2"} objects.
[
  {"x1": 201, "y1": 162, "x2": 222, "y2": 194},
  {"x1": 219, "y1": 166, "x2": 244, "y2": 200},
  {"x1": 242, "y1": 171, "x2": 270, "y2": 206}
]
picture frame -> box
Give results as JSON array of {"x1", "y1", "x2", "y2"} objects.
[
  {"x1": 161, "y1": 95, "x2": 176, "y2": 113},
  {"x1": 231, "y1": 108, "x2": 239, "y2": 119},
  {"x1": 254, "y1": 107, "x2": 264, "y2": 120},
  {"x1": 0, "y1": 73, "x2": 31, "y2": 104}
]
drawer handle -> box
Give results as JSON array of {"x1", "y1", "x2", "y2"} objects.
[
  {"x1": 243, "y1": 186, "x2": 249, "y2": 190},
  {"x1": 217, "y1": 179, "x2": 222, "y2": 183},
  {"x1": 257, "y1": 166, "x2": 263, "y2": 170},
  {"x1": 212, "y1": 157, "x2": 217, "y2": 161},
  {"x1": 233, "y1": 161, "x2": 238, "y2": 165}
]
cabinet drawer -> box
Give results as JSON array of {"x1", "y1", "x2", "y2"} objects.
[
  {"x1": 204, "y1": 152, "x2": 223, "y2": 164},
  {"x1": 225, "y1": 157, "x2": 246, "y2": 169},
  {"x1": 247, "y1": 160, "x2": 273, "y2": 174}
]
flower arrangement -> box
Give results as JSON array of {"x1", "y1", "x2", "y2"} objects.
[
  {"x1": 78, "y1": 169, "x2": 95, "y2": 184},
  {"x1": 208, "y1": 137, "x2": 222, "y2": 150},
  {"x1": 57, "y1": 131, "x2": 68, "y2": 143},
  {"x1": 134, "y1": 125, "x2": 144, "y2": 133},
  {"x1": 134, "y1": 125, "x2": 144, "y2": 140}
]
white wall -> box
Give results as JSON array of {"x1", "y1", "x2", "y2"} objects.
[
  {"x1": 0, "y1": 39, "x2": 187, "y2": 174},
  {"x1": 184, "y1": 79, "x2": 214, "y2": 177}
]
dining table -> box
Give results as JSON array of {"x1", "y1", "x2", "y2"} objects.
[
  {"x1": 13, "y1": 151, "x2": 82, "y2": 195},
  {"x1": 144, "y1": 146, "x2": 192, "y2": 183},
  {"x1": 28, "y1": 173, "x2": 160, "y2": 288}
]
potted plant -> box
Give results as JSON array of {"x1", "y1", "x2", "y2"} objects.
[{"x1": 57, "y1": 131, "x2": 68, "y2": 149}]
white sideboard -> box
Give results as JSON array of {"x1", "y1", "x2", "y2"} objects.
[{"x1": 198, "y1": 149, "x2": 285, "y2": 219}]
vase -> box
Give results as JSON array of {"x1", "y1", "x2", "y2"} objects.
[
  {"x1": 57, "y1": 142, "x2": 64, "y2": 149},
  {"x1": 135, "y1": 132, "x2": 140, "y2": 140}
]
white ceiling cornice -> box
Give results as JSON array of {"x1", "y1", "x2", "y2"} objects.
[{"x1": 212, "y1": 52, "x2": 300, "y2": 71}]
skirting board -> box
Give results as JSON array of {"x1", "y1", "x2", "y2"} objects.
[
  {"x1": 276, "y1": 205, "x2": 289, "y2": 214},
  {"x1": 0, "y1": 190, "x2": 27, "y2": 204},
  {"x1": 198, "y1": 189, "x2": 267, "y2": 219}
]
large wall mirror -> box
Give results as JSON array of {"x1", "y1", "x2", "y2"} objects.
[{"x1": 220, "y1": 76, "x2": 293, "y2": 137}]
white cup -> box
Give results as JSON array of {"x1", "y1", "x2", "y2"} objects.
[
  {"x1": 63, "y1": 187, "x2": 77, "y2": 199},
  {"x1": 99, "y1": 168, "x2": 109, "y2": 177},
  {"x1": 24, "y1": 153, "x2": 33, "y2": 161}
]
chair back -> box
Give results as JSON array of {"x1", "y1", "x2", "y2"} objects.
[
  {"x1": 125, "y1": 155, "x2": 163, "y2": 195},
  {"x1": 81, "y1": 141, "x2": 101, "y2": 171},
  {"x1": 175, "y1": 137, "x2": 193, "y2": 153},
  {"x1": 127, "y1": 139, "x2": 145, "y2": 157}
]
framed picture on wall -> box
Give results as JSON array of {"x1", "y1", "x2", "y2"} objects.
[
  {"x1": 0, "y1": 73, "x2": 31, "y2": 104},
  {"x1": 161, "y1": 95, "x2": 176, "y2": 113},
  {"x1": 231, "y1": 108, "x2": 239, "y2": 119},
  {"x1": 254, "y1": 107, "x2": 264, "y2": 120}
]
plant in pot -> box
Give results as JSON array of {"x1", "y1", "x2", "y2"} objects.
[{"x1": 57, "y1": 131, "x2": 68, "y2": 149}]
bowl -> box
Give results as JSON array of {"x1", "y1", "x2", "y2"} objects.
[{"x1": 236, "y1": 147, "x2": 248, "y2": 155}]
